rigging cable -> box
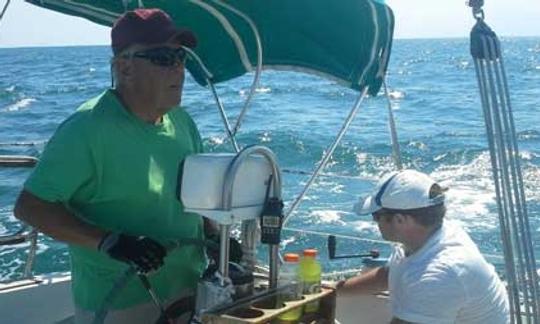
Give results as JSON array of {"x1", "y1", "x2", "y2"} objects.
[
  {"x1": 382, "y1": 79, "x2": 403, "y2": 170},
  {"x1": 283, "y1": 87, "x2": 370, "y2": 225},
  {"x1": 468, "y1": 0, "x2": 540, "y2": 322},
  {"x1": 0, "y1": 0, "x2": 11, "y2": 25}
]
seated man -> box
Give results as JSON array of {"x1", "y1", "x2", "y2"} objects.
[{"x1": 336, "y1": 169, "x2": 510, "y2": 324}]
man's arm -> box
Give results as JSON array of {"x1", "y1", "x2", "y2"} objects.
[
  {"x1": 337, "y1": 266, "x2": 389, "y2": 296},
  {"x1": 14, "y1": 190, "x2": 105, "y2": 249}
]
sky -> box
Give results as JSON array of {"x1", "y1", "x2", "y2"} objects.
[{"x1": 0, "y1": 0, "x2": 539, "y2": 48}]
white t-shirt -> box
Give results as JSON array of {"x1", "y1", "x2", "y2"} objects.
[{"x1": 387, "y1": 222, "x2": 510, "y2": 324}]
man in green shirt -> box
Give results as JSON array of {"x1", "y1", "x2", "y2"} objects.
[{"x1": 14, "y1": 8, "x2": 205, "y2": 323}]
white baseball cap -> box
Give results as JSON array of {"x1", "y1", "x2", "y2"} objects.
[{"x1": 354, "y1": 169, "x2": 446, "y2": 215}]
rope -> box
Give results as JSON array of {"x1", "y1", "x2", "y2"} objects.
[{"x1": 470, "y1": 13, "x2": 540, "y2": 322}]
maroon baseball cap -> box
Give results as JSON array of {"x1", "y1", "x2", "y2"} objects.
[{"x1": 111, "y1": 8, "x2": 197, "y2": 55}]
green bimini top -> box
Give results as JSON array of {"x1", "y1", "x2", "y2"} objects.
[{"x1": 27, "y1": 0, "x2": 394, "y2": 96}]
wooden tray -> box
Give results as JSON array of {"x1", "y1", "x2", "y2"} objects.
[{"x1": 202, "y1": 287, "x2": 336, "y2": 324}]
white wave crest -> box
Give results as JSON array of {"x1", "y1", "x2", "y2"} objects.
[
  {"x1": 431, "y1": 151, "x2": 540, "y2": 232},
  {"x1": 208, "y1": 136, "x2": 225, "y2": 145},
  {"x1": 309, "y1": 209, "x2": 346, "y2": 225},
  {"x1": 351, "y1": 220, "x2": 379, "y2": 233},
  {"x1": 4, "y1": 98, "x2": 36, "y2": 112},
  {"x1": 256, "y1": 87, "x2": 271, "y2": 93},
  {"x1": 280, "y1": 236, "x2": 296, "y2": 249},
  {"x1": 259, "y1": 132, "x2": 272, "y2": 143},
  {"x1": 523, "y1": 165, "x2": 540, "y2": 202},
  {"x1": 388, "y1": 90, "x2": 405, "y2": 100},
  {"x1": 432, "y1": 152, "x2": 499, "y2": 231},
  {"x1": 239, "y1": 87, "x2": 272, "y2": 96}
]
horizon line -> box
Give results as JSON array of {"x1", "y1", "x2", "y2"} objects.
[{"x1": 1, "y1": 34, "x2": 539, "y2": 50}]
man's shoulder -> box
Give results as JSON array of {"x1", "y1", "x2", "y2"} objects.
[
  {"x1": 76, "y1": 89, "x2": 115, "y2": 114},
  {"x1": 168, "y1": 107, "x2": 199, "y2": 131},
  {"x1": 414, "y1": 241, "x2": 495, "y2": 287},
  {"x1": 62, "y1": 90, "x2": 114, "y2": 128},
  {"x1": 405, "y1": 254, "x2": 459, "y2": 280},
  {"x1": 168, "y1": 106, "x2": 193, "y2": 121}
]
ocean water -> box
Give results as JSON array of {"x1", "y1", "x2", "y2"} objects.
[{"x1": 0, "y1": 38, "x2": 539, "y2": 281}]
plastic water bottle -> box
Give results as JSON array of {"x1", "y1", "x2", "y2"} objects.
[
  {"x1": 276, "y1": 253, "x2": 303, "y2": 323},
  {"x1": 299, "y1": 249, "x2": 322, "y2": 314}
]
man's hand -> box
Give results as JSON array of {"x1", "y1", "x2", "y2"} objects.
[
  {"x1": 336, "y1": 266, "x2": 389, "y2": 296},
  {"x1": 98, "y1": 233, "x2": 166, "y2": 273}
]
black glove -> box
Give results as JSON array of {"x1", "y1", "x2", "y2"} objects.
[{"x1": 98, "y1": 233, "x2": 167, "y2": 273}]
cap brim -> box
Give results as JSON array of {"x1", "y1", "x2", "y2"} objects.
[
  {"x1": 168, "y1": 29, "x2": 197, "y2": 48},
  {"x1": 353, "y1": 195, "x2": 380, "y2": 215}
]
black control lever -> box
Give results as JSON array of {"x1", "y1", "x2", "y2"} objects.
[{"x1": 328, "y1": 235, "x2": 380, "y2": 260}]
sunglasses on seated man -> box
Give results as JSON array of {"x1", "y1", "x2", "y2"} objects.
[
  {"x1": 372, "y1": 209, "x2": 397, "y2": 222},
  {"x1": 122, "y1": 46, "x2": 187, "y2": 67}
]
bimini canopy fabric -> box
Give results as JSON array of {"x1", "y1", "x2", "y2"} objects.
[{"x1": 27, "y1": 0, "x2": 394, "y2": 95}]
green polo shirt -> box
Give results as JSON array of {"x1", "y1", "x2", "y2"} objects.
[{"x1": 24, "y1": 89, "x2": 205, "y2": 310}]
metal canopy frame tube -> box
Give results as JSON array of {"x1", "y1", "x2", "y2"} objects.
[
  {"x1": 221, "y1": 145, "x2": 282, "y2": 287},
  {"x1": 209, "y1": 0, "x2": 264, "y2": 138},
  {"x1": 186, "y1": 23, "x2": 265, "y2": 278},
  {"x1": 283, "y1": 87, "x2": 370, "y2": 224},
  {"x1": 208, "y1": 81, "x2": 241, "y2": 153},
  {"x1": 184, "y1": 47, "x2": 241, "y2": 153},
  {"x1": 382, "y1": 79, "x2": 403, "y2": 170}
]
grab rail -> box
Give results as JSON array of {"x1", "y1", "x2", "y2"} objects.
[
  {"x1": 0, "y1": 225, "x2": 38, "y2": 279},
  {"x1": 0, "y1": 154, "x2": 39, "y2": 279},
  {"x1": 0, "y1": 155, "x2": 38, "y2": 168}
]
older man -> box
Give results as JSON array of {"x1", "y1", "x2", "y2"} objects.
[
  {"x1": 14, "y1": 9, "x2": 204, "y2": 323},
  {"x1": 337, "y1": 169, "x2": 510, "y2": 324}
]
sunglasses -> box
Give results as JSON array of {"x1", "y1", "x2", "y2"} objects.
[{"x1": 127, "y1": 47, "x2": 188, "y2": 67}]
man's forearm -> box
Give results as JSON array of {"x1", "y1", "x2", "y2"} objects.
[
  {"x1": 337, "y1": 266, "x2": 389, "y2": 295},
  {"x1": 14, "y1": 190, "x2": 105, "y2": 249}
]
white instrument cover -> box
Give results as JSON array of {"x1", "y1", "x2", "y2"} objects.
[{"x1": 179, "y1": 153, "x2": 274, "y2": 224}]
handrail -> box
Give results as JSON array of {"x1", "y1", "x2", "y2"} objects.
[
  {"x1": 0, "y1": 225, "x2": 39, "y2": 279},
  {"x1": 0, "y1": 155, "x2": 38, "y2": 168},
  {"x1": 0, "y1": 224, "x2": 30, "y2": 245},
  {"x1": 1, "y1": 154, "x2": 39, "y2": 279}
]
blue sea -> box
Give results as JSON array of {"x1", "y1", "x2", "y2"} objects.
[{"x1": 1, "y1": 38, "x2": 539, "y2": 281}]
